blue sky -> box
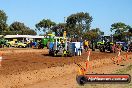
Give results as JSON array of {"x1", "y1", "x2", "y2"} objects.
[{"x1": 0, "y1": 0, "x2": 132, "y2": 35}]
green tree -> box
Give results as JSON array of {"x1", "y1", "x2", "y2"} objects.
[
  {"x1": 35, "y1": 19, "x2": 56, "y2": 34},
  {"x1": 127, "y1": 25, "x2": 132, "y2": 33},
  {"x1": 0, "y1": 10, "x2": 8, "y2": 34},
  {"x1": 126, "y1": 25, "x2": 132, "y2": 41},
  {"x1": 110, "y1": 22, "x2": 128, "y2": 33},
  {"x1": 10, "y1": 21, "x2": 25, "y2": 32},
  {"x1": 129, "y1": 28, "x2": 132, "y2": 33},
  {"x1": 9, "y1": 21, "x2": 36, "y2": 35},
  {"x1": 83, "y1": 28, "x2": 102, "y2": 40},
  {"x1": 66, "y1": 12, "x2": 92, "y2": 38},
  {"x1": 110, "y1": 22, "x2": 131, "y2": 41},
  {"x1": 51, "y1": 23, "x2": 66, "y2": 36}
]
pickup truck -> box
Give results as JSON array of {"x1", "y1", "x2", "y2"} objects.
[{"x1": 7, "y1": 41, "x2": 27, "y2": 48}]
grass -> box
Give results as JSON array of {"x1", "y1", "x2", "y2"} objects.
[{"x1": 115, "y1": 64, "x2": 132, "y2": 74}]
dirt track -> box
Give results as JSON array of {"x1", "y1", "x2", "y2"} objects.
[
  {"x1": 1, "y1": 49, "x2": 119, "y2": 75},
  {"x1": 25, "y1": 59, "x2": 132, "y2": 88},
  {"x1": 0, "y1": 48, "x2": 131, "y2": 88}
]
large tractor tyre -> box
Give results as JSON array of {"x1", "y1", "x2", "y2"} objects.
[
  {"x1": 109, "y1": 45, "x2": 113, "y2": 53},
  {"x1": 99, "y1": 46, "x2": 103, "y2": 52},
  {"x1": 92, "y1": 43, "x2": 95, "y2": 51},
  {"x1": 99, "y1": 46, "x2": 105, "y2": 52},
  {"x1": 92, "y1": 46, "x2": 95, "y2": 51},
  {"x1": 38, "y1": 44, "x2": 44, "y2": 49},
  {"x1": 38, "y1": 45, "x2": 42, "y2": 49},
  {"x1": 103, "y1": 46, "x2": 105, "y2": 52},
  {"x1": 38, "y1": 45, "x2": 40, "y2": 49},
  {"x1": 99, "y1": 47, "x2": 102, "y2": 52},
  {"x1": 76, "y1": 75, "x2": 87, "y2": 86}
]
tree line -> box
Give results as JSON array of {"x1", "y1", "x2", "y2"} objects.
[
  {"x1": 111, "y1": 22, "x2": 132, "y2": 41},
  {"x1": 0, "y1": 10, "x2": 36, "y2": 35},
  {"x1": 0, "y1": 10, "x2": 132, "y2": 41},
  {"x1": 35, "y1": 12, "x2": 103, "y2": 40}
]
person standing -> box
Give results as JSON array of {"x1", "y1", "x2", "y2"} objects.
[{"x1": 84, "y1": 40, "x2": 88, "y2": 52}]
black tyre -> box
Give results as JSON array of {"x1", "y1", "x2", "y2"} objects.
[
  {"x1": 8, "y1": 44, "x2": 11, "y2": 47},
  {"x1": 19, "y1": 45, "x2": 22, "y2": 48},
  {"x1": 99, "y1": 46, "x2": 103, "y2": 52},
  {"x1": 110, "y1": 45, "x2": 113, "y2": 53},
  {"x1": 67, "y1": 52, "x2": 73, "y2": 57}
]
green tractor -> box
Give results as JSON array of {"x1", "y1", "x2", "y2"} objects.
[
  {"x1": 97, "y1": 36, "x2": 114, "y2": 52},
  {"x1": 38, "y1": 33, "x2": 55, "y2": 49}
]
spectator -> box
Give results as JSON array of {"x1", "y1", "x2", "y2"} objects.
[{"x1": 84, "y1": 40, "x2": 88, "y2": 52}]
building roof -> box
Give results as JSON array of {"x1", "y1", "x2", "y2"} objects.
[{"x1": 4, "y1": 35, "x2": 44, "y2": 39}]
